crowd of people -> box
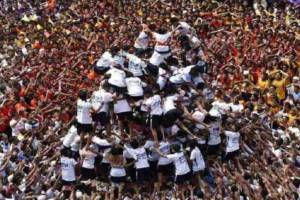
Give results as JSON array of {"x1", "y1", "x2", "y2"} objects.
[{"x1": 0, "y1": 0, "x2": 300, "y2": 199}]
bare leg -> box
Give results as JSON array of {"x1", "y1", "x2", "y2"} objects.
[{"x1": 109, "y1": 186, "x2": 115, "y2": 200}]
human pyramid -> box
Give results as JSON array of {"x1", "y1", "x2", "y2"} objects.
[{"x1": 0, "y1": 0, "x2": 299, "y2": 200}]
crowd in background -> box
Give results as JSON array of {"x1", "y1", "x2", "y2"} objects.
[{"x1": 0, "y1": 0, "x2": 299, "y2": 199}]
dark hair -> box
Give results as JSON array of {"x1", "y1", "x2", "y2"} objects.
[
  {"x1": 61, "y1": 147, "x2": 71, "y2": 157},
  {"x1": 157, "y1": 28, "x2": 167, "y2": 34},
  {"x1": 78, "y1": 89, "x2": 88, "y2": 101},
  {"x1": 166, "y1": 57, "x2": 179, "y2": 66},
  {"x1": 172, "y1": 144, "x2": 181, "y2": 153},
  {"x1": 189, "y1": 139, "x2": 198, "y2": 149},
  {"x1": 110, "y1": 46, "x2": 120, "y2": 54},
  {"x1": 130, "y1": 139, "x2": 139, "y2": 149}
]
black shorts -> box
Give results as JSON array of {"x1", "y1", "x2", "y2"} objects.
[
  {"x1": 61, "y1": 179, "x2": 76, "y2": 186},
  {"x1": 150, "y1": 115, "x2": 163, "y2": 129},
  {"x1": 146, "y1": 63, "x2": 159, "y2": 76},
  {"x1": 163, "y1": 109, "x2": 182, "y2": 128},
  {"x1": 109, "y1": 84, "x2": 126, "y2": 94},
  {"x1": 76, "y1": 122, "x2": 93, "y2": 133},
  {"x1": 92, "y1": 112, "x2": 109, "y2": 126},
  {"x1": 207, "y1": 144, "x2": 220, "y2": 155},
  {"x1": 98, "y1": 162, "x2": 110, "y2": 181},
  {"x1": 94, "y1": 66, "x2": 109, "y2": 74},
  {"x1": 175, "y1": 171, "x2": 191, "y2": 185},
  {"x1": 129, "y1": 95, "x2": 144, "y2": 101},
  {"x1": 224, "y1": 150, "x2": 239, "y2": 161},
  {"x1": 110, "y1": 176, "x2": 126, "y2": 184},
  {"x1": 71, "y1": 151, "x2": 80, "y2": 161},
  {"x1": 117, "y1": 112, "x2": 133, "y2": 121},
  {"x1": 81, "y1": 167, "x2": 96, "y2": 181},
  {"x1": 136, "y1": 167, "x2": 150, "y2": 184},
  {"x1": 158, "y1": 163, "x2": 174, "y2": 177},
  {"x1": 149, "y1": 160, "x2": 158, "y2": 176}
]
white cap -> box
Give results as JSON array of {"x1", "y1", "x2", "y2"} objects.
[{"x1": 209, "y1": 109, "x2": 221, "y2": 118}]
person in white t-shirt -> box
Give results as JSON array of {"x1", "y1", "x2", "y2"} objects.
[
  {"x1": 105, "y1": 146, "x2": 128, "y2": 199},
  {"x1": 207, "y1": 109, "x2": 222, "y2": 155},
  {"x1": 105, "y1": 67, "x2": 126, "y2": 93},
  {"x1": 113, "y1": 92, "x2": 133, "y2": 137},
  {"x1": 92, "y1": 136, "x2": 112, "y2": 182},
  {"x1": 125, "y1": 139, "x2": 150, "y2": 186},
  {"x1": 91, "y1": 83, "x2": 114, "y2": 134},
  {"x1": 94, "y1": 51, "x2": 113, "y2": 74},
  {"x1": 125, "y1": 53, "x2": 147, "y2": 77},
  {"x1": 125, "y1": 76, "x2": 146, "y2": 99},
  {"x1": 60, "y1": 148, "x2": 77, "y2": 186},
  {"x1": 156, "y1": 63, "x2": 171, "y2": 90},
  {"x1": 224, "y1": 123, "x2": 240, "y2": 161},
  {"x1": 144, "y1": 89, "x2": 163, "y2": 141},
  {"x1": 145, "y1": 25, "x2": 172, "y2": 66},
  {"x1": 189, "y1": 140, "x2": 205, "y2": 187},
  {"x1": 156, "y1": 133, "x2": 173, "y2": 191},
  {"x1": 76, "y1": 90, "x2": 94, "y2": 135},
  {"x1": 169, "y1": 65, "x2": 204, "y2": 89},
  {"x1": 62, "y1": 123, "x2": 78, "y2": 150},
  {"x1": 162, "y1": 94, "x2": 183, "y2": 129},
  {"x1": 156, "y1": 144, "x2": 191, "y2": 199},
  {"x1": 79, "y1": 144, "x2": 99, "y2": 194},
  {"x1": 134, "y1": 25, "x2": 149, "y2": 55},
  {"x1": 94, "y1": 46, "x2": 121, "y2": 74}
]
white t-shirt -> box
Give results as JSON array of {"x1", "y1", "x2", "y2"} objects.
[
  {"x1": 106, "y1": 68, "x2": 126, "y2": 87},
  {"x1": 125, "y1": 146, "x2": 150, "y2": 169},
  {"x1": 63, "y1": 125, "x2": 78, "y2": 148},
  {"x1": 158, "y1": 141, "x2": 172, "y2": 166},
  {"x1": 225, "y1": 131, "x2": 240, "y2": 153},
  {"x1": 60, "y1": 157, "x2": 77, "y2": 182},
  {"x1": 163, "y1": 95, "x2": 178, "y2": 113},
  {"x1": 110, "y1": 167, "x2": 126, "y2": 177},
  {"x1": 192, "y1": 110, "x2": 207, "y2": 129},
  {"x1": 144, "y1": 95, "x2": 163, "y2": 116},
  {"x1": 114, "y1": 98, "x2": 132, "y2": 113},
  {"x1": 190, "y1": 147, "x2": 205, "y2": 172},
  {"x1": 134, "y1": 31, "x2": 149, "y2": 49},
  {"x1": 126, "y1": 54, "x2": 146, "y2": 77},
  {"x1": 91, "y1": 89, "x2": 113, "y2": 113},
  {"x1": 166, "y1": 152, "x2": 190, "y2": 176},
  {"x1": 149, "y1": 51, "x2": 165, "y2": 66},
  {"x1": 144, "y1": 140, "x2": 159, "y2": 162},
  {"x1": 229, "y1": 103, "x2": 244, "y2": 113},
  {"x1": 125, "y1": 77, "x2": 145, "y2": 97},
  {"x1": 153, "y1": 32, "x2": 171, "y2": 52},
  {"x1": 80, "y1": 148, "x2": 97, "y2": 169},
  {"x1": 156, "y1": 68, "x2": 170, "y2": 89},
  {"x1": 211, "y1": 100, "x2": 230, "y2": 115},
  {"x1": 10, "y1": 119, "x2": 25, "y2": 137},
  {"x1": 76, "y1": 99, "x2": 92, "y2": 124},
  {"x1": 96, "y1": 51, "x2": 113, "y2": 68},
  {"x1": 176, "y1": 21, "x2": 193, "y2": 35},
  {"x1": 70, "y1": 136, "x2": 80, "y2": 152},
  {"x1": 169, "y1": 65, "x2": 194, "y2": 84},
  {"x1": 208, "y1": 121, "x2": 222, "y2": 145}
]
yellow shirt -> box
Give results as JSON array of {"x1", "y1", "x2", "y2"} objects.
[
  {"x1": 288, "y1": 113, "x2": 297, "y2": 125},
  {"x1": 258, "y1": 78, "x2": 270, "y2": 91},
  {"x1": 272, "y1": 79, "x2": 287, "y2": 100}
]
